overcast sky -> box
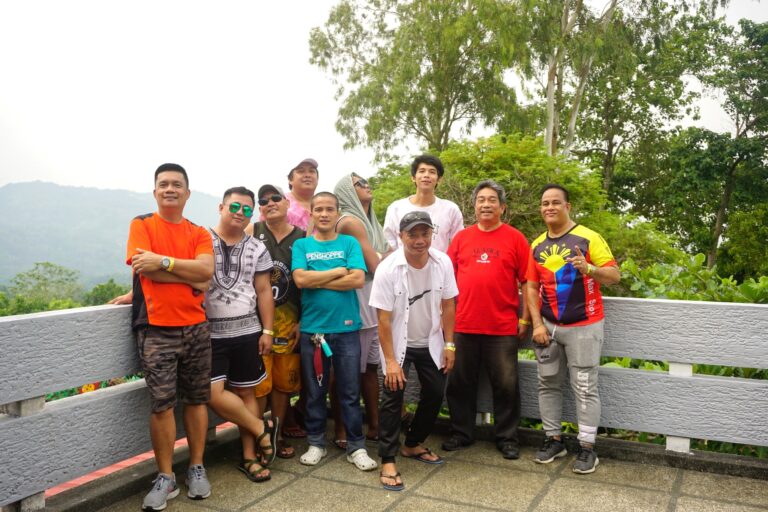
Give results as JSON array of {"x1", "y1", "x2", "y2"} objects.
[{"x1": 0, "y1": 0, "x2": 765, "y2": 198}]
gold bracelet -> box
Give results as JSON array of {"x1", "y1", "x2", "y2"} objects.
[
  {"x1": 444, "y1": 342, "x2": 456, "y2": 352},
  {"x1": 262, "y1": 329, "x2": 275, "y2": 336},
  {"x1": 519, "y1": 319, "x2": 531, "y2": 326}
]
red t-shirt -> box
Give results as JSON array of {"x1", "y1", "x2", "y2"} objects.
[
  {"x1": 447, "y1": 223, "x2": 529, "y2": 335},
  {"x1": 126, "y1": 213, "x2": 213, "y2": 328}
]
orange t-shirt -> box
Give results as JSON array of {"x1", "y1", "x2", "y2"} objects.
[{"x1": 126, "y1": 213, "x2": 213, "y2": 328}]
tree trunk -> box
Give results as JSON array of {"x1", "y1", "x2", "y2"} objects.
[{"x1": 707, "y1": 158, "x2": 741, "y2": 268}]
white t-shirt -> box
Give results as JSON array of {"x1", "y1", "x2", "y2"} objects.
[
  {"x1": 406, "y1": 261, "x2": 433, "y2": 348},
  {"x1": 205, "y1": 230, "x2": 274, "y2": 339},
  {"x1": 383, "y1": 196, "x2": 464, "y2": 252},
  {"x1": 369, "y1": 248, "x2": 459, "y2": 372}
]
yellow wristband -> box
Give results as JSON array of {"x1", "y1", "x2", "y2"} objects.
[
  {"x1": 262, "y1": 329, "x2": 275, "y2": 336},
  {"x1": 167, "y1": 257, "x2": 175, "y2": 273},
  {"x1": 444, "y1": 342, "x2": 456, "y2": 352},
  {"x1": 519, "y1": 319, "x2": 531, "y2": 326}
]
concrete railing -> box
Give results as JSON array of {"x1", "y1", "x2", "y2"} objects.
[{"x1": 2, "y1": 298, "x2": 768, "y2": 510}]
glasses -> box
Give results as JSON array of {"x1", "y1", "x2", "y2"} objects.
[
  {"x1": 228, "y1": 202, "x2": 254, "y2": 218},
  {"x1": 353, "y1": 177, "x2": 370, "y2": 189},
  {"x1": 258, "y1": 194, "x2": 283, "y2": 206}
]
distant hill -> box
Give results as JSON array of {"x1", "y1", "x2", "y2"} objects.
[{"x1": 0, "y1": 182, "x2": 220, "y2": 287}]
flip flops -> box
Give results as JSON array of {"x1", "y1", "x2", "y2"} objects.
[
  {"x1": 380, "y1": 471, "x2": 404, "y2": 491},
  {"x1": 401, "y1": 447, "x2": 444, "y2": 465},
  {"x1": 277, "y1": 439, "x2": 295, "y2": 459},
  {"x1": 333, "y1": 438, "x2": 348, "y2": 450}
]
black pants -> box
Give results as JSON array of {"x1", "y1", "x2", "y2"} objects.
[
  {"x1": 446, "y1": 333, "x2": 520, "y2": 446},
  {"x1": 378, "y1": 347, "x2": 446, "y2": 460}
]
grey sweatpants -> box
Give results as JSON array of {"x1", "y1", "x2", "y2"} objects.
[{"x1": 537, "y1": 318, "x2": 604, "y2": 445}]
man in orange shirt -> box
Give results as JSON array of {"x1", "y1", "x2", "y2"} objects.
[{"x1": 126, "y1": 163, "x2": 215, "y2": 511}]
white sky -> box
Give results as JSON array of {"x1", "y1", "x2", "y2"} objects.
[{"x1": 0, "y1": 0, "x2": 766, "y2": 197}]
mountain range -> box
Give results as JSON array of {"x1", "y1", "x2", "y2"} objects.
[{"x1": 0, "y1": 182, "x2": 221, "y2": 288}]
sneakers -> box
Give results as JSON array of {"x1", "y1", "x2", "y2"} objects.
[
  {"x1": 300, "y1": 445, "x2": 328, "y2": 466},
  {"x1": 533, "y1": 436, "x2": 567, "y2": 464},
  {"x1": 441, "y1": 436, "x2": 473, "y2": 451},
  {"x1": 186, "y1": 465, "x2": 211, "y2": 500},
  {"x1": 572, "y1": 447, "x2": 599, "y2": 474},
  {"x1": 142, "y1": 473, "x2": 179, "y2": 511},
  {"x1": 347, "y1": 448, "x2": 378, "y2": 471}
]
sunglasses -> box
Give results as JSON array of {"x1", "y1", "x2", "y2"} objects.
[
  {"x1": 353, "y1": 177, "x2": 370, "y2": 189},
  {"x1": 258, "y1": 194, "x2": 283, "y2": 206},
  {"x1": 228, "y1": 202, "x2": 254, "y2": 218}
]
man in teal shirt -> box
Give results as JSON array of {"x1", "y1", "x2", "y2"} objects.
[{"x1": 292, "y1": 192, "x2": 378, "y2": 471}]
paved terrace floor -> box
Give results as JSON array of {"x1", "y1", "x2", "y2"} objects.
[{"x1": 46, "y1": 426, "x2": 768, "y2": 512}]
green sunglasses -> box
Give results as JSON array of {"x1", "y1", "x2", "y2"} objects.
[{"x1": 228, "y1": 202, "x2": 254, "y2": 218}]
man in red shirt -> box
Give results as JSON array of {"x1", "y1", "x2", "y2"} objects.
[
  {"x1": 126, "y1": 163, "x2": 215, "y2": 511},
  {"x1": 444, "y1": 180, "x2": 531, "y2": 460}
]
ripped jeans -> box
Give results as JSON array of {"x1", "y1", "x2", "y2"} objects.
[{"x1": 537, "y1": 319, "x2": 604, "y2": 445}]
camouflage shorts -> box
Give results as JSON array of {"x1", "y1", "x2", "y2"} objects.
[{"x1": 137, "y1": 322, "x2": 212, "y2": 413}]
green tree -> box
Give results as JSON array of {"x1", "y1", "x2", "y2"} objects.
[
  {"x1": 716, "y1": 204, "x2": 768, "y2": 280},
  {"x1": 9, "y1": 262, "x2": 83, "y2": 303},
  {"x1": 83, "y1": 279, "x2": 131, "y2": 306},
  {"x1": 371, "y1": 134, "x2": 682, "y2": 268},
  {"x1": 309, "y1": 0, "x2": 522, "y2": 158},
  {"x1": 574, "y1": 9, "x2": 729, "y2": 192}
]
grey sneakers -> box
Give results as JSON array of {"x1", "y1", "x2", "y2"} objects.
[
  {"x1": 186, "y1": 464, "x2": 212, "y2": 499},
  {"x1": 533, "y1": 436, "x2": 567, "y2": 464},
  {"x1": 142, "y1": 473, "x2": 179, "y2": 511},
  {"x1": 572, "y1": 447, "x2": 599, "y2": 474}
]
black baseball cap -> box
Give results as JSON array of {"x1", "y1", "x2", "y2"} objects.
[{"x1": 399, "y1": 211, "x2": 435, "y2": 232}]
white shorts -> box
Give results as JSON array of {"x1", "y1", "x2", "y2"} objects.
[{"x1": 359, "y1": 327, "x2": 380, "y2": 372}]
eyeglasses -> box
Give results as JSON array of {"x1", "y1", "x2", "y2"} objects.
[
  {"x1": 258, "y1": 194, "x2": 283, "y2": 206},
  {"x1": 353, "y1": 177, "x2": 370, "y2": 189},
  {"x1": 228, "y1": 202, "x2": 254, "y2": 218}
]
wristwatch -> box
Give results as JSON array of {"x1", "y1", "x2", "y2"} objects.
[{"x1": 161, "y1": 257, "x2": 174, "y2": 272}]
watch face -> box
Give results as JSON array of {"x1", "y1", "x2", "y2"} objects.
[{"x1": 161, "y1": 257, "x2": 170, "y2": 269}]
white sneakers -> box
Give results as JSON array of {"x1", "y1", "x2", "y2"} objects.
[
  {"x1": 346, "y1": 448, "x2": 378, "y2": 471},
  {"x1": 300, "y1": 446, "x2": 327, "y2": 466},
  {"x1": 300, "y1": 445, "x2": 378, "y2": 471}
]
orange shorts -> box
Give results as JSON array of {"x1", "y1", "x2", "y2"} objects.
[{"x1": 254, "y1": 352, "x2": 301, "y2": 397}]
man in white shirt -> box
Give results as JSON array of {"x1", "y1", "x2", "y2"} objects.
[
  {"x1": 382, "y1": 155, "x2": 463, "y2": 252},
  {"x1": 369, "y1": 211, "x2": 459, "y2": 491}
]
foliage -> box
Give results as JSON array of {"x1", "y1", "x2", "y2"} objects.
[
  {"x1": 716, "y1": 204, "x2": 768, "y2": 281},
  {"x1": 309, "y1": 0, "x2": 522, "y2": 158},
  {"x1": 10, "y1": 262, "x2": 83, "y2": 303},
  {"x1": 620, "y1": 252, "x2": 768, "y2": 303},
  {"x1": 83, "y1": 278, "x2": 130, "y2": 306},
  {"x1": 371, "y1": 134, "x2": 684, "y2": 269},
  {"x1": 574, "y1": 7, "x2": 730, "y2": 191}
]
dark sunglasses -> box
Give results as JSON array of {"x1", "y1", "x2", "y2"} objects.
[
  {"x1": 353, "y1": 177, "x2": 370, "y2": 189},
  {"x1": 228, "y1": 202, "x2": 254, "y2": 218},
  {"x1": 258, "y1": 194, "x2": 283, "y2": 206}
]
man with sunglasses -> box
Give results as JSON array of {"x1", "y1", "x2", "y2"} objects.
[
  {"x1": 331, "y1": 173, "x2": 392, "y2": 447},
  {"x1": 124, "y1": 163, "x2": 215, "y2": 511},
  {"x1": 247, "y1": 185, "x2": 306, "y2": 460},
  {"x1": 203, "y1": 186, "x2": 280, "y2": 483}
]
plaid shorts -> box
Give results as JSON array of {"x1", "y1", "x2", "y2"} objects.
[{"x1": 137, "y1": 322, "x2": 212, "y2": 413}]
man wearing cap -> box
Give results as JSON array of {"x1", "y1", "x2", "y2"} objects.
[
  {"x1": 205, "y1": 186, "x2": 279, "y2": 483},
  {"x1": 526, "y1": 184, "x2": 620, "y2": 474},
  {"x1": 291, "y1": 192, "x2": 378, "y2": 471},
  {"x1": 369, "y1": 211, "x2": 458, "y2": 491},
  {"x1": 246, "y1": 184, "x2": 306, "y2": 459},
  {"x1": 444, "y1": 179, "x2": 531, "y2": 460},
  {"x1": 383, "y1": 154, "x2": 463, "y2": 252},
  {"x1": 285, "y1": 158, "x2": 319, "y2": 231}
]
